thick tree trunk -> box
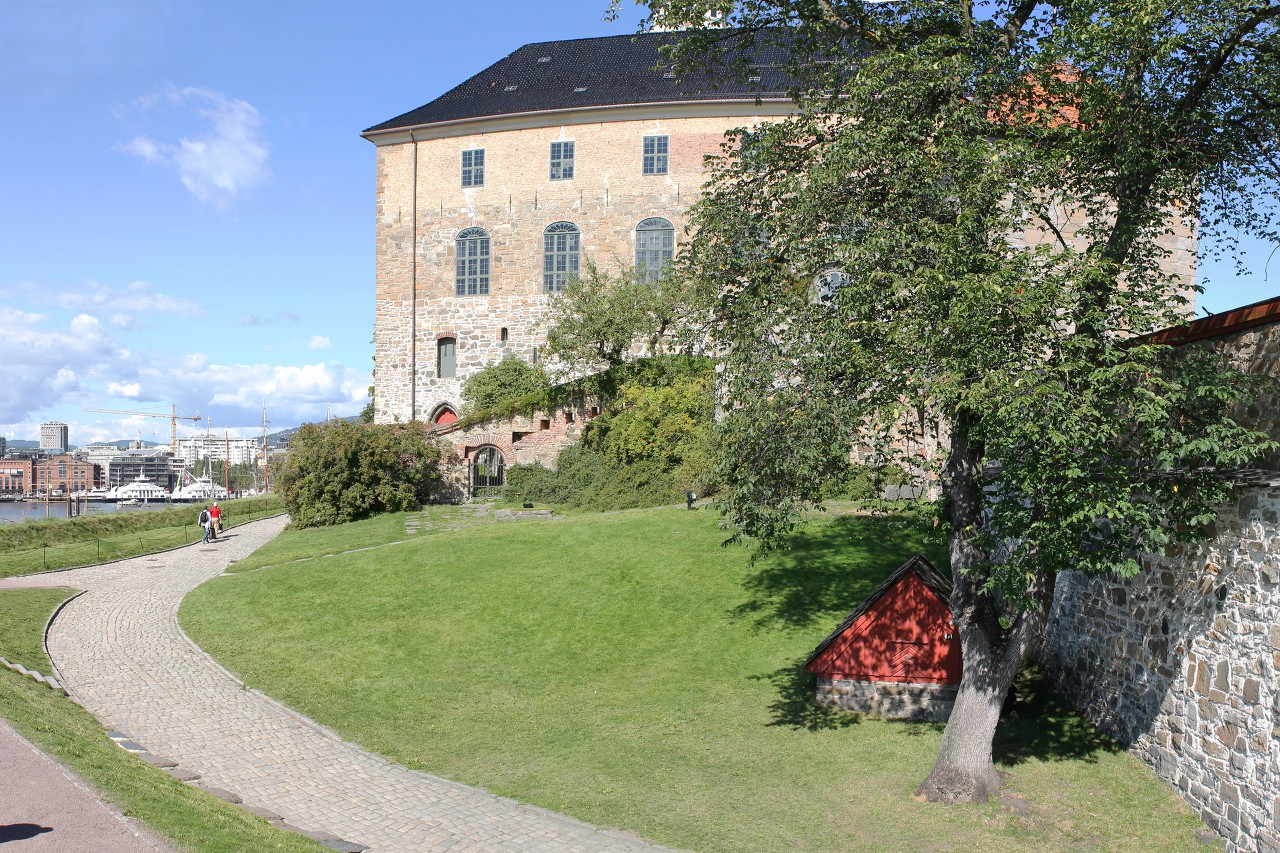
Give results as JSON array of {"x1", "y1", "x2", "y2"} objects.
[{"x1": 915, "y1": 410, "x2": 1053, "y2": 804}]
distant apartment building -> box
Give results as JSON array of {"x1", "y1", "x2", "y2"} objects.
[
  {"x1": 39, "y1": 421, "x2": 69, "y2": 453},
  {"x1": 0, "y1": 436, "x2": 7, "y2": 457},
  {"x1": 173, "y1": 435, "x2": 261, "y2": 467},
  {"x1": 31, "y1": 454, "x2": 100, "y2": 494},
  {"x1": 75, "y1": 442, "x2": 126, "y2": 471},
  {"x1": 107, "y1": 446, "x2": 175, "y2": 490}
]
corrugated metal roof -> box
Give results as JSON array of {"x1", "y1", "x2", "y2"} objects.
[{"x1": 363, "y1": 30, "x2": 796, "y2": 135}]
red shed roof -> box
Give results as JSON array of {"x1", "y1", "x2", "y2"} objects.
[
  {"x1": 1148, "y1": 295, "x2": 1280, "y2": 347},
  {"x1": 803, "y1": 554, "x2": 951, "y2": 670}
]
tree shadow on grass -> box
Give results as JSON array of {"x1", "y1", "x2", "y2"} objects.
[
  {"x1": 734, "y1": 515, "x2": 947, "y2": 632},
  {"x1": 994, "y1": 668, "x2": 1123, "y2": 766},
  {"x1": 752, "y1": 659, "x2": 863, "y2": 731}
]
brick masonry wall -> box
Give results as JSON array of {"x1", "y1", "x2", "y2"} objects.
[
  {"x1": 1040, "y1": 323, "x2": 1280, "y2": 853},
  {"x1": 432, "y1": 403, "x2": 594, "y2": 500}
]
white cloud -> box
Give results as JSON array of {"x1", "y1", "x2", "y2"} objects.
[
  {"x1": 0, "y1": 308, "x2": 124, "y2": 422},
  {"x1": 107, "y1": 381, "x2": 141, "y2": 398},
  {"x1": 55, "y1": 280, "x2": 202, "y2": 318},
  {"x1": 120, "y1": 86, "x2": 270, "y2": 210},
  {"x1": 307, "y1": 335, "x2": 331, "y2": 350}
]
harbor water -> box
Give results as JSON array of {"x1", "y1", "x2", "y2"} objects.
[{"x1": 0, "y1": 501, "x2": 176, "y2": 524}]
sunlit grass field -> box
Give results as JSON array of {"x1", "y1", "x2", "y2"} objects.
[{"x1": 182, "y1": 506, "x2": 1214, "y2": 852}]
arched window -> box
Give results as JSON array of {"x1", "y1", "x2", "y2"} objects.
[
  {"x1": 437, "y1": 337, "x2": 456, "y2": 379},
  {"x1": 471, "y1": 446, "x2": 505, "y2": 498},
  {"x1": 814, "y1": 268, "x2": 848, "y2": 303},
  {"x1": 635, "y1": 217, "x2": 675, "y2": 283},
  {"x1": 431, "y1": 404, "x2": 458, "y2": 426},
  {"x1": 455, "y1": 228, "x2": 490, "y2": 296},
  {"x1": 543, "y1": 221, "x2": 580, "y2": 293}
]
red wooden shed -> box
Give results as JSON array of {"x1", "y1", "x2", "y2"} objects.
[{"x1": 805, "y1": 554, "x2": 962, "y2": 721}]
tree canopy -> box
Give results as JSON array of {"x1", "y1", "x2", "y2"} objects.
[{"x1": 620, "y1": 0, "x2": 1280, "y2": 803}]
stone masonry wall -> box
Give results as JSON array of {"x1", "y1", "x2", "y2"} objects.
[
  {"x1": 432, "y1": 402, "x2": 594, "y2": 500},
  {"x1": 1041, "y1": 488, "x2": 1280, "y2": 852},
  {"x1": 815, "y1": 678, "x2": 958, "y2": 722},
  {"x1": 372, "y1": 111, "x2": 787, "y2": 427},
  {"x1": 1041, "y1": 322, "x2": 1280, "y2": 853}
]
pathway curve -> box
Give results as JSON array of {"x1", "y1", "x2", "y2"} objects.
[{"x1": 0, "y1": 517, "x2": 665, "y2": 853}]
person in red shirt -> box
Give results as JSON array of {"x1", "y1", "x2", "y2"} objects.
[{"x1": 209, "y1": 502, "x2": 223, "y2": 537}]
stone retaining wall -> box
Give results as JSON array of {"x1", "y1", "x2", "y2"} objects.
[
  {"x1": 1040, "y1": 313, "x2": 1280, "y2": 853},
  {"x1": 814, "y1": 678, "x2": 957, "y2": 722}
]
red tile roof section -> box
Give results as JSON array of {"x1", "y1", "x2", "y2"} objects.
[{"x1": 1148, "y1": 296, "x2": 1280, "y2": 347}]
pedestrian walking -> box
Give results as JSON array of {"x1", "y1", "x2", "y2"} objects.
[
  {"x1": 198, "y1": 507, "x2": 213, "y2": 544},
  {"x1": 209, "y1": 501, "x2": 223, "y2": 536}
]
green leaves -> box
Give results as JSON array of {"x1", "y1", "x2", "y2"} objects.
[
  {"x1": 275, "y1": 421, "x2": 443, "y2": 528},
  {"x1": 653, "y1": 0, "x2": 1280, "y2": 599}
]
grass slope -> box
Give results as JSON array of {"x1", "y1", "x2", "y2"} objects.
[
  {"x1": 0, "y1": 589, "x2": 325, "y2": 852},
  {"x1": 182, "y1": 507, "x2": 1212, "y2": 852}
]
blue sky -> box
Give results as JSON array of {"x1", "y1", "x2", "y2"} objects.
[
  {"x1": 0, "y1": 0, "x2": 648, "y2": 445},
  {"x1": 2, "y1": 1, "x2": 1278, "y2": 445}
]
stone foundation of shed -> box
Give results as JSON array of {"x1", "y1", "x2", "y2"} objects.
[{"x1": 815, "y1": 678, "x2": 957, "y2": 722}]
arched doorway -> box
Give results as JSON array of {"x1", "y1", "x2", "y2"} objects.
[
  {"x1": 432, "y1": 405, "x2": 458, "y2": 426},
  {"x1": 470, "y1": 446, "x2": 505, "y2": 499}
]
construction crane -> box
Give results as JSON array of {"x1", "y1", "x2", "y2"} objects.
[{"x1": 83, "y1": 404, "x2": 202, "y2": 450}]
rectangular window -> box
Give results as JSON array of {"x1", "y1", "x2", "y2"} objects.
[
  {"x1": 437, "y1": 338, "x2": 457, "y2": 379},
  {"x1": 642, "y1": 135, "x2": 669, "y2": 175},
  {"x1": 549, "y1": 140, "x2": 575, "y2": 180},
  {"x1": 461, "y1": 149, "x2": 485, "y2": 187}
]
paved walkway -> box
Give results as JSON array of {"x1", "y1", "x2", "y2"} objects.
[
  {"x1": 0, "y1": 717, "x2": 174, "y2": 851},
  {"x1": 0, "y1": 518, "x2": 666, "y2": 853}
]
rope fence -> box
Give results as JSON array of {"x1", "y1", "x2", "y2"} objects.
[{"x1": 0, "y1": 508, "x2": 285, "y2": 577}]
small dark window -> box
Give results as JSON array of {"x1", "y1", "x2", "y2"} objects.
[
  {"x1": 565, "y1": 411, "x2": 575, "y2": 423},
  {"x1": 643, "y1": 135, "x2": 668, "y2": 175},
  {"x1": 500, "y1": 327, "x2": 509, "y2": 342},
  {"x1": 455, "y1": 228, "x2": 490, "y2": 296},
  {"x1": 539, "y1": 419, "x2": 551, "y2": 430},
  {"x1": 437, "y1": 338, "x2": 457, "y2": 379},
  {"x1": 461, "y1": 149, "x2": 484, "y2": 187},
  {"x1": 550, "y1": 141, "x2": 575, "y2": 180}
]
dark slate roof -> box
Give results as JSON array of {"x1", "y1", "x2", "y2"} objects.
[
  {"x1": 363, "y1": 30, "x2": 796, "y2": 134},
  {"x1": 803, "y1": 554, "x2": 953, "y2": 670}
]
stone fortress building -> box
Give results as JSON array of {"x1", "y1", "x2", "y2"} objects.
[{"x1": 362, "y1": 31, "x2": 795, "y2": 429}]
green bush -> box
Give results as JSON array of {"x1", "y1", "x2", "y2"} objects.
[
  {"x1": 276, "y1": 421, "x2": 442, "y2": 528},
  {"x1": 505, "y1": 357, "x2": 719, "y2": 511},
  {"x1": 461, "y1": 356, "x2": 551, "y2": 415}
]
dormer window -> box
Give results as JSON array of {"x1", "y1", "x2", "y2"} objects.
[
  {"x1": 537, "y1": 56, "x2": 551, "y2": 63},
  {"x1": 504, "y1": 85, "x2": 518, "y2": 92}
]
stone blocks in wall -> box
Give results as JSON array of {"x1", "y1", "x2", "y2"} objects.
[
  {"x1": 815, "y1": 678, "x2": 957, "y2": 722},
  {"x1": 1040, "y1": 484, "x2": 1280, "y2": 853}
]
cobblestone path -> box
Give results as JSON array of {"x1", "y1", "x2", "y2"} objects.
[{"x1": 0, "y1": 517, "x2": 666, "y2": 853}]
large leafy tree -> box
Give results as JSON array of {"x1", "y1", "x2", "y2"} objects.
[{"x1": 621, "y1": 0, "x2": 1280, "y2": 803}]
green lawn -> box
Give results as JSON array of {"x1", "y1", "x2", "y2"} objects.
[
  {"x1": 181, "y1": 506, "x2": 1213, "y2": 852},
  {"x1": 0, "y1": 588, "x2": 325, "y2": 853}
]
